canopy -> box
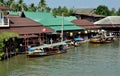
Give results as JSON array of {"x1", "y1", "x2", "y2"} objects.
[
  {"x1": 74, "y1": 37, "x2": 84, "y2": 41},
  {"x1": 29, "y1": 41, "x2": 67, "y2": 51}
]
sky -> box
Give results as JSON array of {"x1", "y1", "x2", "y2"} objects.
[{"x1": 24, "y1": 0, "x2": 120, "y2": 10}]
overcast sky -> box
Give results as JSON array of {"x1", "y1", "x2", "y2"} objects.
[{"x1": 24, "y1": 0, "x2": 120, "y2": 10}]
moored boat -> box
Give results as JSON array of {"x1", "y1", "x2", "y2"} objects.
[
  {"x1": 27, "y1": 41, "x2": 68, "y2": 57},
  {"x1": 89, "y1": 35, "x2": 114, "y2": 44}
]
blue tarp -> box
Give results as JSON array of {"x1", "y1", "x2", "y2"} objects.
[
  {"x1": 28, "y1": 48, "x2": 35, "y2": 51},
  {"x1": 74, "y1": 37, "x2": 84, "y2": 41}
]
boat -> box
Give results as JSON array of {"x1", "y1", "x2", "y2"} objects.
[
  {"x1": 27, "y1": 41, "x2": 68, "y2": 57},
  {"x1": 89, "y1": 35, "x2": 114, "y2": 44},
  {"x1": 73, "y1": 37, "x2": 85, "y2": 46}
]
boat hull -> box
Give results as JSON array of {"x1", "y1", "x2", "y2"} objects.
[
  {"x1": 89, "y1": 39, "x2": 113, "y2": 44},
  {"x1": 27, "y1": 50, "x2": 67, "y2": 58}
]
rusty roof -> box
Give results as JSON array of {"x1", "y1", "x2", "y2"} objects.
[
  {"x1": 74, "y1": 8, "x2": 96, "y2": 14},
  {"x1": 72, "y1": 19, "x2": 93, "y2": 25},
  {"x1": 8, "y1": 15, "x2": 42, "y2": 27},
  {"x1": 0, "y1": 26, "x2": 53, "y2": 34},
  {"x1": 72, "y1": 19, "x2": 101, "y2": 29},
  {"x1": 0, "y1": 6, "x2": 12, "y2": 10},
  {"x1": 0, "y1": 15, "x2": 54, "y2": 34},
  {"x1": 74, "y1": 13, "x2": 105, "y2": 17}
]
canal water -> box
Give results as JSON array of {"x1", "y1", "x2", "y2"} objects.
[{"x1": 0, "y1": 40, "x2": 120, "y2": 76}]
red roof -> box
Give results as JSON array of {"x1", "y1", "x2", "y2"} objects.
[
  {"x1": 0, "y1": 6, "x2": 12, "y2": 10},
  {"x1": 96, "y1": 24, "x2": 120, "y2": 28},
  {"x1": 8, "y1": 15, "x2": 42, "y2": 27},
  {"x1": 72, "y1": 19, "x2": 101, "y2": 29},
  {"x1": 72, "y1": 19, "x2": 93, "y2": 25},
  {"x1": 0, "y1": 15, "x2": 54, "y2": 34},
  {"x1": 0, "y1": 26, "x2": 52, "y2": 34},
  {"x1": 75, "y1": 13, "x2": 105, "y2": 17}
]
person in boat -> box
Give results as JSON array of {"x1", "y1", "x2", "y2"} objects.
[
  {"x1": 59, "y1": 45, "x2": 63, "y2": 51},
  {"x1": 99, "y1": 35, "x2": 106, "y2": 42}
]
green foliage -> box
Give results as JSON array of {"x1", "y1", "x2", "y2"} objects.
[
  {"x1": 94, "y1": 5, "x2": 110, "y2": 16},
  {"x1": 0, "y1": 32, "x2": 19, "y2": 42},
  {"x1": 0, "y1": 32, "x2": 19, "y2": 52},
  {"x1": 0, "y1": 52, "x2": 4, "y2": 57},
  {"x1": 1, "y1": 0, "x2": 119, "y2": 16},
  {"x1": 110, "y1": 8, "x2": 116, "y2": 16},
  {"x1": 0, "y1": 0, "x2": 5, "y2": 6},
  {"x1": 52, "y1": 6, "x2": 74, "y2": 16},
  {"x1": 0, "y1": 51, "x2": 4, "y2": 60},
  {"x1": 94, "y1": 5, "x2": 120, "y2": 16},
  {"x1": 38, "y1": 0, "x2": 47, "y2": 12},
  {"x1": 28, "y1": 3, "x2": 37, "y2": 12},
  {"x1": 116, "y1": 8, "x2": 120, "y2": 16}
]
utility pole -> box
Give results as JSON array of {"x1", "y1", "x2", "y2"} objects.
[{"x1": 61, "y1": 13, "x2": 64, "y2": 41}]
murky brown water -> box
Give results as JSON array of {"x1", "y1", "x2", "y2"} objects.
[{"x1": 0, "y1": 40, "x2": 120, "y2": 76}]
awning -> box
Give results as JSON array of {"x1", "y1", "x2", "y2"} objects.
[{"x1": 74, "y1": 37, "x2": 84, "y2": 41}]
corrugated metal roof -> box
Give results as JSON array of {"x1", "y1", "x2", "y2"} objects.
[
  {"x1": 72, "y1": 19, "x2": 93, "y2": 25},
  {"x1": 74, "y1": 8, "x2": 95, "y2": 14},
  {"x1": 0, "y1": 14, "x2": 54, "y2": 34},
  {"x1": 40, "y1": 18, "x2": 74, "y2": 26},
  {"x1": 0, "y1": 26, "x2": 53, "y2": 34},
  {"x1": 94, "y1": 16, "x2": 120, "y2": 24},
  {"x1": 72, "y1": 19, "x2": 101, "y2": 29},
  {"x1": 0, "y1": 6, "x2": 12, "y2": 10},
  {"x1": 8, "y1": 15, "x2": 42, "y2": 27},
  {"x1": 22, "y1": 12, "x2": 84, "y2": 31},
  {"x1": 49, "y1": 25, "x2": 84, "y2": 31}
]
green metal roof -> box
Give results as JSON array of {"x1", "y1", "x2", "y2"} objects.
[
  {"x1": 9, "y1": 12, "x2": 19, "y2": 15},
  {"x1": 10, "y1": 11, "x2": 84, "y2": 31},
  {"x1": 49, "y1": 25, "x2": 83, "y2": 31},
  {"x1": 39, "y1": 18, "x2": 75, "y2": 26}
]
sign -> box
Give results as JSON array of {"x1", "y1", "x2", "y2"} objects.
[{"x1": 42, "y1": 28, "x2": 46, "y2": 32}]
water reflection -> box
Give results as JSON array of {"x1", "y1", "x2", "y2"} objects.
[{"x1": 0, "y1": 40, "x2": 120, "y2": 76}]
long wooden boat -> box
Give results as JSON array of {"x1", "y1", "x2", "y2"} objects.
[
  {"x1": 27, "y1": 41, "x2": 68, "y2": 57},
  {"x1": 89, "y1": 35, "x2": 114, "y2": 44}
]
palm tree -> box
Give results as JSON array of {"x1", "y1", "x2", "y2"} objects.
[
  {"x1": 0, "y1": 0, "x2": 5, "y2": 6},
  {"x1": 15, "y1": 0, "x2": 28, "y2": 11},
  {"x1": 17, "y1": 0, "x2": 24, "y2": 11},
  {"x1": 8, "y1": 0, "x2": 17, "y2": 11},
  {"x1": 28, "y1": 3, "x2": 37, "y2": 12},
  {"x1": 38, "y1": 0, "x2": 47, "y2": 12}
]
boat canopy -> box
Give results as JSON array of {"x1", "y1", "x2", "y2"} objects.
[
  {"x1": 74, "y1": 37, "x2": 84, "y2": 41},
  {"x1": 28, "y1": 41, "x2": 67, "y2": 51}
]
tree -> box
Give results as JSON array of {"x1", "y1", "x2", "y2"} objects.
[
  {"x1": 28, "y1": 3, "x2": 37, "y2": 12},
  {"x1": 46, "y1": 7, "x2": 51, "y2": 12},
  {"x1": 0, "y1": 0, "x2": 5, "y2": 6},
  {"x1": 110, "y1": 8, "x2": 116, "y2": 16},
  {"x1": 0, "y1": 32, "x2": 20, "y2": 60},
  {"x1": 52, "y1": 8, "x2": 57, "y2": 17},
  {"x1": 8, "y1": 0, "x2": 17, "y2": 11},
  {"x1": 94, "y1": 5, "x2": 110, "y2": 16},
  {"x1": 57, "y1": 6, "x2": 62, "y2": 16},
  {"x1": 52, "y1": 6, "x2": 74, "y2": 16},
  {"x1": 15, "y1": 0, "x2": 28, "y2": 11},
  {"x1": 116, "y1": 8, "x2": 120, "y2": 16},
  {"x1": 38, "y1": 0, "x2": 47, "y2": 12},
  {"x1": 62, "y1": 6, "x2": 69, "y2": 16},
  {"x1": 6, "y1": 0, "x2": 14, "y2": 6},
  {"x1": 0, "y1": 32, "x2": 19, "y2": 50}
]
